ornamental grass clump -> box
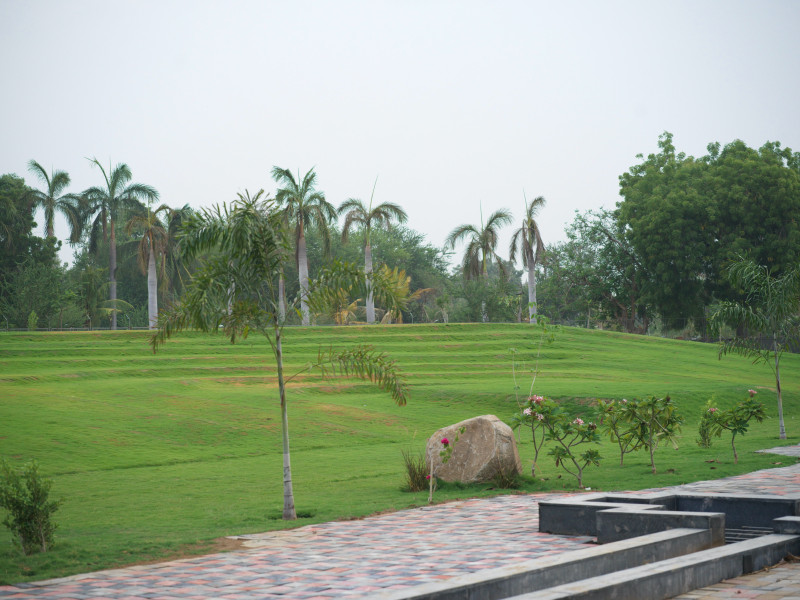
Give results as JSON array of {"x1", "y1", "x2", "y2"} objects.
[
  {"x1": 401, "y1": 449, "x2": 429, "y2": 492},
  {"x1": 0, "y1": 459, "x2": 62, "y2": 555},
  {"x1": 698, "y1": 389, "x2": 766, "y2": 463}
]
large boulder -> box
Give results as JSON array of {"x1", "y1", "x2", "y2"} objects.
[{"x1": 426, "y1": 415, "x2": 522, "y2": 484}]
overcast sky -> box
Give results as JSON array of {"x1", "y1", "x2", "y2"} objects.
[{"x1": 2, "y1": 0, "x2": 799, "y2": 268}]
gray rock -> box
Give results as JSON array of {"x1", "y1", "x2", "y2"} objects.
[{"x1": 426, "y1": 415, "x2": 522, "y2": 483}]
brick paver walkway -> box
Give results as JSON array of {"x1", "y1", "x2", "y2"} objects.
[{"x1": 1, "y1": 445, "x2": 800, "y2": 600}]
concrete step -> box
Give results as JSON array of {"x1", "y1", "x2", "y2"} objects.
[
  {"x1": 507, "y1": 534, "x2": 800, "y2": 600},
  {"x1": 372, "y1": 528, "x2": 713, "y2": 600}
]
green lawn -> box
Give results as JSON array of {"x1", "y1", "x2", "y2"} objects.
[{"x1": 1, "y1": 323, "x2": 798, "y2": 583}]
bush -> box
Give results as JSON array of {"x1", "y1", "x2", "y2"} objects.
[
  {"x1": 27, "y1": 310, "x2": 38, "y2": 331},
  {"x1": 491, "y1": 464, "x2": 522, "y2": 489},
  {"x1": 0, "y1": 459, "x2": 62, "y2": 554},
  {"x1": 401, "y1": 449, "x2": 429, "y2": 492}
]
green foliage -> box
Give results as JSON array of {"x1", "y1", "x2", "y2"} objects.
[
  {"x1": 490, "y1": 463, "x2": 522, "y2": 489},
  {"x1": 0, "y1": 460, "x2": 61, "y2": 555},
  {"x1": 697, "y1": 391, "x2": 766, "y2": 463},
  {"x1": 598, "y1": 398, "x2": 645, "y2": 466},
  {"x1": 26, "y1": 311, "x2": 38, "y2": 331},
  {"x1": 400, "y1": 450, "x2": 428, "y2": 492},
  {"x1": 620, "y1": 395, "x2": 683, "y2": 474},
  {"x1": 711, "y1": 255, "x2": 800, "y2": 439},
  {"x1": 618, "y1": 132, "x2": 800, "y2": 328}
]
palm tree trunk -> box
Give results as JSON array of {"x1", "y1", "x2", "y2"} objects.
[
  {"x1": 109, "y1": 220, "x2": 117, "y2": 330},
  {"x1": 775, "y1": 335, "x2": 787, "y2": 439},
  {"x1": 147, "y1": 242, "x2": 158, "y2": 330},
  {"x1": 276, "y1": 326, "x2": 297, "y2": 520},
  {"x1": 278, "y1": 270, "x2": 286, "y2": 324},
  {"x1": 365, "y1": 243, "x2": 375, "y2": 324},
  {"x1": 297, "y1": 229, "x2": 310, "y2": 326},
  {"x1": 527, "y1": 257, "x2": 537, "y2": 324}
]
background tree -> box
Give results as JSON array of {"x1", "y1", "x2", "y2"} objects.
[
  {"x1": 152, "y1": 193, "x2": 408, "y2": 520},
  {"x1": 446, "y1": 208, "x2": 512, "y2": 322},
  {"x1": 125, "y1": 203, "x2": 170, "y2": 329},
  {"x1": 272, "y1": 167, "x2": 336, "y2": 326},
  {"x1": 25, "y1": 160, "x2": 81, "y2": 242},
  {"x1": 711, "y1": 256, "x2": 800, "y2": 439},
  {"x1": 509, "y1": 194, "x2": 546, "y2": 324},
  {"x1": 339, "y1": 180, "x2": 408, "y2": 323},
  {"x1": 81, "y1": 159, "x2": 159, "y2": 329}
]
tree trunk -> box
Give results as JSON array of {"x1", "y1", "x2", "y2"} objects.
[
  {"x1": 276, "y1": 327, "x2": 296, "y2": 520},
  {"x1": 109, "y1": 220, "x2": 117, "y2": 330},
  {"x1": 278, "y1": 270, "x2": 286, "y2": 324},
  {"x1": 297, "y1": 227, "x2": 310, "y2": 326},
  {"x1": 147, "y1": 241, "x2": 158, "y2": 329},
  {"x1": 775, "y1": 335, "x2": 787, "y2": 439},
  {"x1": 365, "y1": 243, "x2": 375, "y2": 324},
  {"x1": 527, "y1": 254, "x2": 537, "y2": 324}
]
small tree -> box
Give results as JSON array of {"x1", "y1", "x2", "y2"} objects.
[
  {"x1": 27, "y1": 310, "x2": 38, "y2": 331},
  {"x1": 152, "y1": 193, "x2": 408, "y2": 520},
  {"x1": 0, "y1": 459, "x2": 62, "y2": 555},
  {"x1": 598, "y1": 399, "x2": 644, "y2": 466},
  {"x1": 621, "y1": 395, "x2": 683, "y2": 474},
  {"x1": 711, "y1": 256, "x2": 800, "y2": 440},
  {"x1": 698, "y1": 390, "x2": 766, "y2": 463}
]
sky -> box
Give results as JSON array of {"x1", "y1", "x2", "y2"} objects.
[{"x1": 2, "y1": 0, "x2": 799, "y2": 268}]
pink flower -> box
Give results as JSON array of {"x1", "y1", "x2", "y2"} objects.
[
  {"x1": 748, "y1": 389, "x2": 757, "y2": 397},
  {"x1": 523, "y1": 407, "x2": 532, "y2": 416},
  {"x1": 529, "y1": 395, "x2": 545, "y2": 405},
  {"x1": 441, "y1": 438, "x2": 449, "y2": 446},
  {"x1": 573, "y1": 417, "x2": 584, "y2": 425},
  {"x1": 425, "y1": 475, "x2": 431, "y2": 480},
  {"x1": 621, "y1": 398, "x2": 627, "y2": 404},
  {"x1": 536, "y1": 413, "x2": 544, "y2": 421},
  {"x1": 708, "y1": 407, "x2": 717, "y2": 413}
]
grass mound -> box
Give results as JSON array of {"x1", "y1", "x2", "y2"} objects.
[{"x1": 0, "y1": 323, "x2": 798, "y2": 582}]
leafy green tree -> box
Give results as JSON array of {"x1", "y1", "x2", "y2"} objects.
[
  {"x1": 509, "y1": 195, "x2": 546, "y2": 324},
  {"x1": 697, "y1": 390, "x2": 766, "y2": 463},
  {"x1": 81, "y1": 159, "x2": 159, "y2": 329},
  {"x1": 711, "y1": 256, "x2": 800, "y2": 439},
  {"x1": 151, "y1": 193, "x2": 408, "y2": 519},
  {"x1": 272, "y1": 167, "x2": 336, "y2": 326},
  {"x1": 25, "y1": 160, "x2": 81, "y2": 242},
  {"x1": 125, "y1": 202, "x2": 170, "y2": 329},
  {"x1": 0, "y1": 258, "x2": 65, "y2": 328},
  {"x1": 446, "y1": 208, "x2": 512, "y2": 322},
  {"x1": 618, "y1": 133, "x2": 800, "y2": 329},
  {"x1": 339, "y1": 180, "x2": 408, "y2": 323}
]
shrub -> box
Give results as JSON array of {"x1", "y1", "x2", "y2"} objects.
[
  {"x1": 0, "y1": 459, "x2": 62, "y2": 554},
  {"x1": 697, "y1": 390, "x2": 766, "y2": 463},
  {"x1": 401, "y1": 449, "x2": 428, "y2": 492},
  {"x1": 491, "y1": 463, "x2": 522, "y2": 489},
  {"x1": 27, "y1": 310, "x2": 38, "y2": 331}
]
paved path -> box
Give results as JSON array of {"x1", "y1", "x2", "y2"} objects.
[{"x1": 1, "y1": 445, "x2": 800, "y2": 600}]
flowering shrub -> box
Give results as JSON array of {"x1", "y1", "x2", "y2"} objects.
[
  {"x1": 427, "y1": 427, "x2": 464, "y2": 503},
  {"x1": 598, "y1": 398, "x2": 645, "y2": 466},
  {"x1": 512, "y1": 395, "x2": 600, "y2": 488},
  {"x1": 697, "y1": 390, "x2": 765, "y2": 463},
  {"x1": 620, "y1": 395, "x2": 682, "y2": 475}
]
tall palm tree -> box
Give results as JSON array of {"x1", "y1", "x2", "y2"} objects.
[
  {"x1": 339, "y1": 179, "x2": 408, "y2": 323},
  {"x1": 125, "y1": 202, "x2": 170, "y2": 329},
  {"x1": 272, "y1": 167, "x2": 336, "y2": 325},
  {"x1": 446, "y1": 207, "x2": 512, "y2": 321},
  {"x1": 510, "y1": 194, "x2": 546, "y2": 324},
  {"x1": 160, "y1": 203, "x2": 194, "y2": 303},
  {"x1": 25, "y1": 160, "x2": 82, "y2": 242},
  {"x1": 81, "y1": 159, "x2": 159, "y2": 329}
]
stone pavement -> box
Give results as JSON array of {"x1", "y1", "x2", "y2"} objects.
[{"x1": 1, "y1": 445, "x2": 800, "y2": 600}]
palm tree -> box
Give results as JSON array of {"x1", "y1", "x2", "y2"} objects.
[
  {"x1": 272, "y1": 167, "x2": 336, "y2": 326},
  {"x1": 25, "y1": 160, "x2": 81, "y2": 242},
  {"x1": 151, "y1": 193, "x2": 408, "y2": 520},
  {"x1": 711, "y1": 256, "x2": 800, "y2": 440},
  {"x1": 339, "y1": 180, "x2": 408, "y2": 323},
  {"x1": 81, "y1": 159, "x2": 159, "y2": 329},
  {"x1": 509, "y1": 194, "x2": 546, "y2": 324},
  {"x1": 446, "y1": 207, "x2": 513, "y2": 322},
  {"x1": 160, "y1": 203, "x2": 194, "y2": 303},
  {"x1": 125, "y1": 202, "x2": 170, "y2": 329}
]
